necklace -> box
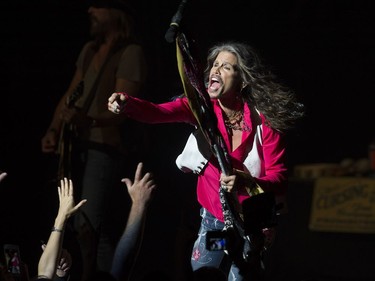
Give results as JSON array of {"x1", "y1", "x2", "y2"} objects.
[{"x1": 224, "y1": 110, "x2": 251, "y2": 132}]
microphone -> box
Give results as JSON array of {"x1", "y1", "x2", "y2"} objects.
[{"x1": 164, "y1": 0, "x2": 188, "y2": 43}]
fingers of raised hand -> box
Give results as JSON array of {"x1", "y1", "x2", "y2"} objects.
[
  {"x1": 62, "y1": 178, "x2": 68, "y2": 195},
  {"x1": 134, "y1": 162, "x2": 144, "y2": 182},
  {"x1": 58, "y1": 178, "x2": 74, "y2": 197}
]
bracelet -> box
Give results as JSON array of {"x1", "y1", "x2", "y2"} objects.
[{"x1": 51, "y1": 227, "x2": 64, "y2": 233}]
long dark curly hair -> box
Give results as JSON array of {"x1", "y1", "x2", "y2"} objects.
[{"x1": 204, "y1": 41, "x2": 305, "y2": 132}]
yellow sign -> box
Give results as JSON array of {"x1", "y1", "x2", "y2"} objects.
[{"x1": 309, "y1": 177, "x2": 375, "y2": 233}]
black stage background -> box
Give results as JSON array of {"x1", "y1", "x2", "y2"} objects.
[{"x1": 1, "y1": 0, "x2": 375, "y2": 280}]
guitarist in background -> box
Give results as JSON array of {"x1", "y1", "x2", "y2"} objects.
[
  {"x1": 108, "y1": 41, "x2": 304, "y2": 280},
  {"x1": 40, "y1": 0, "x2": 148, "y2": 280}
]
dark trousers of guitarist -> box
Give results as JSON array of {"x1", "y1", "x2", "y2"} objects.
[{"x1": 72, "y1": 144, "x2": 130, "y2": 275}]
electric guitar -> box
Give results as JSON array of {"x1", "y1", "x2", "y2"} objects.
[{"x1": 57, "y1": 81, "x2": 84, "y2": 179}]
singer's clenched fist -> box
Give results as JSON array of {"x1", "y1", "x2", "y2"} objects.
[{"x1": 108, "y1": 92, "x2": 128, "y2": 114}]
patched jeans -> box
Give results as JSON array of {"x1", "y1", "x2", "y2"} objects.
[{"x1": 191, "y1": 208, "x2": 245, "y2": 281}]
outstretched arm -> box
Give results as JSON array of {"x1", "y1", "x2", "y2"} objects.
[
  {"x1": 110, "y1": 162, "x2": 156, "y2": 281},
  {"x1": 37, "y1": 178, "x2": 87, "y2": 279},
  {"x1": 40, "y1": 244, "x2": 72, "y2": 281}
]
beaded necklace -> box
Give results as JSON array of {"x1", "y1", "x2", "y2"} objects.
[{"x1": 224, "y1": 110, "x2": 251, "y2": 132}]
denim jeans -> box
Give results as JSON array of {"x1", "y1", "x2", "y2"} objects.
[
  {"x1": 191, "y1": 208, "x2": 264, "y2": 281},
  {"x1": 191, "y1": 208, "x2": 246, "y2": 281}
]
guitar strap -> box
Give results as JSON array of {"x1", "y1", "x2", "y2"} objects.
[{"x1": 81, "y1": 47, "x2": 112, "y2": 115}]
